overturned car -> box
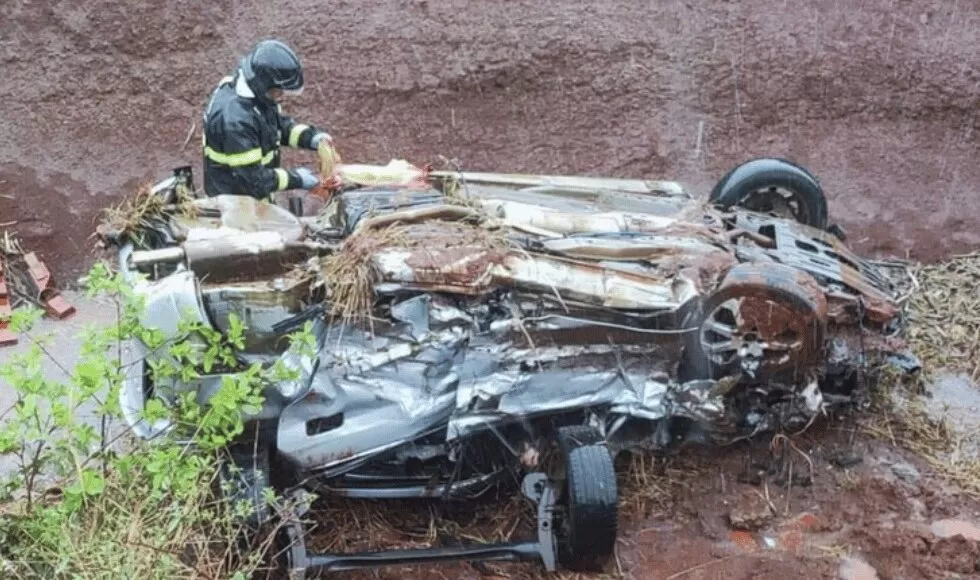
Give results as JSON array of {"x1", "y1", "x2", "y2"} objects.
[{"x1": 99, "y1": 157, "x2": 917, "y2": 576}]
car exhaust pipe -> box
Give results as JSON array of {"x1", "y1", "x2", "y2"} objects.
[{"x1": 128, "y1": 247, "x2": 186, "y2": 268}]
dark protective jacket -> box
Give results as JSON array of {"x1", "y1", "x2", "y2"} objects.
[{"x1": 201, "y1": 72, "x2": 325, "y2": 198}]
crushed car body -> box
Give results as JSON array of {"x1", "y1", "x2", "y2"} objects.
[{"x1": 97, "y1": 157, "x2": 919, "y2": 576}]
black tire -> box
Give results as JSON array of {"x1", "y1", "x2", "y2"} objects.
[
  {"x1": 682, "y1": 262, "x2": 828, "y2": 381},
  {"x1": 709, "y1": 157, "x2": 828, "y2": 229},
  {"x1": 555, "y1": 425, "x2": 618, "y2": 573}
]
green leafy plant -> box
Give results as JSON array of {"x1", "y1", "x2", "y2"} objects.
[{"x1": 0, "y1": 261, "x2": 316, "y2": 579}]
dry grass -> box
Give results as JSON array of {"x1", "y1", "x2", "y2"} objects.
[
  {"x1": 319, "y1": 222, "x2": 411, "y2": 327},
  {"x1": 0, "y1": 231, "x2": 36, "y2": 309},
  {"x1": 317, "y1": 140, "x2": 342, "y2": 178},
  {"x1": 863, "y1": 253, "x2": 980, "y2": 497},
  {"x1": 905, "y1": 253, "x2": 980, "y2": 381},
  {"x1": 862, "y1": 386, "x2": 980, "y2": 496},
  {"x1": 318, "y1": 217, "x2": 515, "y2": 327},
  {"x1": 1, "y1": 463, "x2": 283, "y2": 580},
  {"x1": 96, "y1": 181, "x2": 198, "y2": 245},
  {"x1": 439, "y1": 169, "x2": 483, "y2": 211},
  {"x1": 616, "y1": 452, "x2": 680, "y2": 520}
]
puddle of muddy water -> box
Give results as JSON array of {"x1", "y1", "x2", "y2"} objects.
[
  {"x1": 924, "y1": 372, "x2": 980, "y2": 426},
  {"x1": 923, "y1": 371, "x2": 980, "y2": 458}
]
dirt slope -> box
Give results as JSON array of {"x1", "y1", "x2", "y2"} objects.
[{"x1": 0, "y1": 0, "x2": 977, "y2": 281}]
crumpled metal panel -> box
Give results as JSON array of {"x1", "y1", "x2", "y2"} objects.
[
  {"x1": 323, "y1": 187, "x2": 446, "y2": 233},
  {"x1": 276, "y1": 293, "x2": 715, "y2": 475},
  {"x1": 539, "y1": 234, "x2": 732, "y2": 261},
  {"x1": 278, "y1": 323, "x2": 478, "y2": 477},
  {"x1": 135, "y1": 268, "x2": 211, "y2": 355},
  {"x1": 481, "y1": 199, "x2": 681, "y2": 236},
  {"x1": 371, "y1": 246, "x2": 694, "y2": 311}
]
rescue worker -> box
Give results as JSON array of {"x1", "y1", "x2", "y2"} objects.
[{"x1": 201, "y1": 39, "x2": 338, "y2": 202}]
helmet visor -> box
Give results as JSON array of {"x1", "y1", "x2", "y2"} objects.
[{"x1": 270, "y1": 67, "x2": 303, "y2": 92}]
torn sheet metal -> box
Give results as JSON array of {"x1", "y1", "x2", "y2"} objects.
[
  {"x1": 538, "y1": 234, "x2": 732, "y2": 262},
  {"x1": 278, "y1": 322, "x2": 469, "y2": 478},
  {"x1": 277, "y1": 312, "x2": 701, "y2": 475},
  {"x1": 371, "y1": 244, "x2": 697, "y2": 311},
  {"x1": 201, "y1": 270, "x2": 314, "y2": 353},
  {"x1": 481, "y1": 199, "x2": 681, "y2": 236}
]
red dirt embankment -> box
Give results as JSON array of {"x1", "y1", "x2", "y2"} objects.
[{"x1": 1, "y1": 0, "x2": 977, "y2": 281}]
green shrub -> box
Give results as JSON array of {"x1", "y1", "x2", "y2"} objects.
[{"x1": 0, "y1": 262, "x2": 313, "y2": 579}]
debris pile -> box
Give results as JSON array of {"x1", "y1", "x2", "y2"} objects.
[
  {"x1": 94, "y1": 176, "x2": 201, "y2": 253},
  {"x1": 0, "y1": 231, "x2": 75, "y2": 347}
]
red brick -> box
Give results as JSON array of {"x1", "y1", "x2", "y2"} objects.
[
  {"x1": 23, "y1": 252, "x2": 52, "y2": 291},
  {"x1": 42, "y1": 293, "x2": 75, "y2": 320},
  {"x1": 0, "y1": 329, "x2": 16, "y2": 347}
]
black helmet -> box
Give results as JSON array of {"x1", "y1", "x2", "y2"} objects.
[{"x1": 240, "y1": 39, "x2": 304, "y2": 100}]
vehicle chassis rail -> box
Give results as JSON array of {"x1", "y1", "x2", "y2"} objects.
[{"x1": 279, "y1": 473, "x2": 559, "y2": 578}]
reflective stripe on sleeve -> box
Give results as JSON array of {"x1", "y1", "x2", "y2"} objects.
[
  {"x1": 288, "y1": 124, "x2": 310, "y2": 148},
  {"x1": 262, "y1": 150, "x2": 275, "y2": 165},
  {"x1": 274, "y1": 168, "x2": 290, "y2": 191},
  {"x1": 204, "y1": 146, "x2": 263, "y2": 167}
]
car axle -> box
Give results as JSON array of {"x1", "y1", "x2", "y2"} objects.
[{"x1": 277, "y1": 473, "x2": 559, "y2": 579}]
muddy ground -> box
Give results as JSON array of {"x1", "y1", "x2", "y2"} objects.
[
  {"x1": 1, "y1": 0, "x2": 978, "y2": 283},
  {"x1": 290, "y1": 418, "x2": 980, "y2": 580},
  {"x1": 2, "y1": 0, "x2": 980, "y2": 579}
]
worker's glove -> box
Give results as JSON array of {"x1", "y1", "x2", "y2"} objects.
[
  {"x1": 294, "y1": 167, "x2": 319, "y2": 189},
  {"x1": 310, "y1": 132, "x2": 333, "y2": 149}
]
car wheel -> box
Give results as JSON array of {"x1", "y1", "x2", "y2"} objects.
[
  {"x1": 709, "y1": 158, "x2": 829, "y2": 229},
  {"x1": 554, "y1": 425, "x2": 618, "y2": 573},
  {"x1": 684, "y1": 262, "x2": 828, "y2": 381}
]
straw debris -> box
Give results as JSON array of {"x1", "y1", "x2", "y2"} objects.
[
  {"x1": 96, "y1": 181, "x2": 198, "y2": 247},
  {"x1": 318, "y1": 213, "x2": 516, "y2": 327},
  {"x1": 863, "y1": 253, "x2": 980, "y2": 497},
  {"x1": 0, "y1": 231, "x2": 36, "y2": 309},
  {"x1": 318, "y1": 222, "x2": 409, "y2": 328},
  {"x1": 905, "y1": 254, "x2": 980, "y2": 381}
]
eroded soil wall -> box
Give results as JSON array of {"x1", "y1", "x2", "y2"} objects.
[{"x1": 1, "y1": 0, "x2": 977, "y2": 280}]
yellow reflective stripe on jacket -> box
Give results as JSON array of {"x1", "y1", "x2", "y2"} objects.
[
  {"x1": 274, "y1": 168, "x2": 289, "y2": 191},
  {"x1": 204, "y1": 146, "x2": 263, "y2": 167},
  {"x1": 288, "y1": 124, "x2": 310, "y2": 148},
  {"x1": 203, "y1": 146, "x2": 276, "y2": 167}
]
